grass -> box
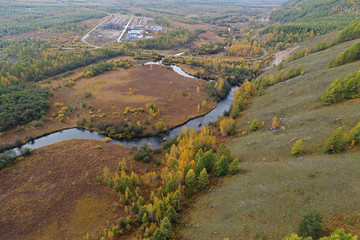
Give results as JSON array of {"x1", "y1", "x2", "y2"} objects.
[
  {"x1": 178, "y1": 34, "x2": 360, "y2": 239},
  {"x1": 180, "y1": 152, "x2": 360, "y2": 240}
]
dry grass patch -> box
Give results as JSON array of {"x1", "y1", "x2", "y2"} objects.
[{"x1": 0, "y1": 139, "x2": 158, "y2": 239}]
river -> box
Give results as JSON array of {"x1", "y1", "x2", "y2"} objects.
[{"x1": 5, "y1": 62, "x2": 238, "y2": 155}]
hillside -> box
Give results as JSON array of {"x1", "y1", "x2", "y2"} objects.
[
  {"x1": 179, "y1": 32, "x2": 360, "y2": 239},
  {"x1": 270, "y1": 0, "x2": 360, "y2": 28}
]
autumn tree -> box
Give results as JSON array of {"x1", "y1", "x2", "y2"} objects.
[
  {"x1": 220, "y1": 117, "x2": 235, "y2": 136},
  {"x1": 323, "y1": 127, "x2": 346, "y2": 154},
  {"x1": 320, "y1": 229, "x2": 357, "y2": 240},
  {"x1": 291, "y1": 140, "x2": 304, "y2": 156},
  {"x1": 272, "y1": 116, "x2": 279, "y2": 129},
  {"x1": 295, "y1": 65, "x2": 303, "y2": 76},
  {"x1": 250, "y1": 118, "x2": 259, "y2": 131}
]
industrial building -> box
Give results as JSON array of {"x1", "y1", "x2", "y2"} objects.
[{"x1": 126, "y1": 30, "x2": 144, "y2": 40}]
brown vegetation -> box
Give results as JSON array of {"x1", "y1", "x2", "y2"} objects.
[{"x1": 0, "y1": 139, "x2": 147, "y2": 239}]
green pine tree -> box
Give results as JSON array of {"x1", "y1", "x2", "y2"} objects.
[
  {"x1": 298, "y1": 210, "x2": 323, "y2": 239},
  {"x1": 197, "y1": 168, "x2": 209, "y2": 191},
  {"x1": 165, "y1": 206, "x2": 178, "y2": 223},
  {"x1": 230, "y1": 158, "x2": 240, "y2": 175},
  {"x1": 202, "y1": 150, "x2": 215, "y2": 173},
  {"x1": 150, "y1": 228, "x2": 166, "y2": 240},
  {"x1": 216, "y1": 156, "x2": 229, "y2": 176},
  {"x1": 185, "y1": 169, "x2": 196, "y2": 194},
  {"x1": 160, "y1": 217, "x2": 172, "y2": 239},
  {"x1": 194, "y1": 158, "x2": 205, "y2": 177},
  {"x1": 171, "y1": 190, "x2": 183, "y2": 211}
]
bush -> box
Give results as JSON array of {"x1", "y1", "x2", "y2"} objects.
[
  {"x1": 0, "y1": 151, "x2": 16, "y2": 169},
  {"x1": 14, "y1": 137, "x2": 22, "y2": 147},
  {"x1": 84, "y1": 92, "x2": 92, "y2": 98},
  {"x1": 33, "y1": 121, "x2": 43, "y2": 127},
  {"x1": 77, "y1": 117, "x2": 87, "y2": 127},
  {"x1": 133, "y1": 143, "x2": 152, "y2": 163},
  {"x1": 323, "y1": 127, "x2": 346, "y2": 154},
  {"x1": 291, "y1": 139, "x2": 304, "y2": 156},
  {"x1": 21, "y1": 147, "x2": 31, "y2": 156},
  {"x1": 298, "y1": 210, "x2": 323, "y2": 239}
]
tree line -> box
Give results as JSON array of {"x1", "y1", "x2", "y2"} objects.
[
  {"x1": 136, "y1": 28, "x2": 195, "y2": 50},
  {"x1": 328, "y1": 42, "x2": 360, "y2": 68},
  {"x1": 321, "y1": 69, "x2": 360, "y2": 106}
]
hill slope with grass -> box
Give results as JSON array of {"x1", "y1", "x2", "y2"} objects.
[{"x1": 179, "y1": 31, "x2": 360, "y2": 239}]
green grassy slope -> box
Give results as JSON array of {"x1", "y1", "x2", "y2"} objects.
[{"x1": 178, "y1": 33, "x2": 360, "y2": 239}]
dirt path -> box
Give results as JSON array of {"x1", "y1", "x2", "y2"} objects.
[{"x1": 266, "y1": 45, "x2": 300, "y2": 70}]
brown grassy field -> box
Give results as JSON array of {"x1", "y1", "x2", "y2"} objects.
[
  {"x1": 0, "y1": 64, "x2": 215, "y2": 148},
  {"x1": 0, "y1": 139, "x2": 154, "y2": 239}
]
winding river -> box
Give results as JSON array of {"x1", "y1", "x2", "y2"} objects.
[{"x1": 5, "y1": 63, "x2": 238, "y2": 155}]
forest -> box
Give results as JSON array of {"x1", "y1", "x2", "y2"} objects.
[
  {"x1": 0, "y1": 40, "x2": 131, "y2": 87},
  {"x1": 270, "y1": 0, "x2": 360, "y2": 28},
  {"x1": 0, "y1": 84, "x2": 50, "y2": 132},
  {"x1": 0, "y1": 2, "x2": 106, "y2": 37},
  {"x1": 136, "y1": 28, "x2": 195, "y2": 50}
]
